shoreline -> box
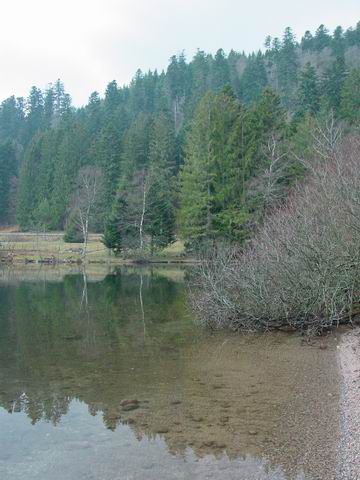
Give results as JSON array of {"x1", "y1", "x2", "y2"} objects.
[
  {"x1": 338, "y1": 327, "x2": 360, "y2": 479},
  {"x1": 0, "y1": 258, "x2": 359, "y2": 478},
  {"x1": 0, "y1": 257, "x2": 198, "y2": 266},
  {"x1": 0, "y1": 231, "x2": 197, "y2": 266}
]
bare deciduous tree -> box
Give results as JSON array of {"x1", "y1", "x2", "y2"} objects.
[
  {"x1": 71, "y1": 166, "x2": 104, "y2": 261},
  {"x1": 261, "y1": 133, "x2": 290, "y2": 212},
  {"x1": 191, "y1": 118, "x2": 360, "y2": 333},
  {"x1": 139, "y1": 173, "x2": 148, "y2": 251}
]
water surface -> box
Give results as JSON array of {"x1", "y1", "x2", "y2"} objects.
[{"x1": 0, "y1": 266, "x2": 341, "y2": 479}]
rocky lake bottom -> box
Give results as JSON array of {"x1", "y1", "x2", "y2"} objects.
[{"x1": 0, "y1": 266, "x2": 352, "y2": 479}]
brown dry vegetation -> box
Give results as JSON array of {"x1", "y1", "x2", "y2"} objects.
[
  {"x1": 0, "y1": 233, "x2": 187, "y2": 265},
  {"x1": 191, "y1": 118, "x2": 360, "y2": 332}
]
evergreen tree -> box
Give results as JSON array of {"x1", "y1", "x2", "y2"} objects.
[
  {"x1": 314, "y1": 24, "x2": 331, "y2": 51},
  {"x1": 332, "y1": 26, "x2": 345, "y2": 57},
  {"x1": 344, "y1": 22, "x2": 360, "y2": 47},
  {"x1": 8, "y1": 20, "x2": 360, "y2": 249},
  {"x1": 166, "y1": 53, "x2": 189, "y2": 131},
  {"x1": 50, "y1": 124, "x2": 86, "y2": 228},
  {"x1": 102, "y1": 197, "x2": 123, "y2": 254},
  {"x1": 296, "y1": 63, "x2": 320, "y2": 116},
  {"x1": 180, "y1": 92, "x2": 216, "y2": 243},
  {"x1": 0, "y1": 96, "x2": 25, "y2": 142},
  {"x1": 254, "y1": 87, "x2": 287, "y2": 136},
  {"x1": 146, "y1": 113, "x2": 176, "y2": 250},
  {"x1": 17, "y1": 134, "x2": 43, "y2": 228},
  {"x1": 271, "y1": 37, "x2": 282, "y2": 57},
  {"x1": 301, "y1": 31, "x2": 314, "y2": 51},
  {"x1": 322, "y1": 55, "x2": 347, "y2": 114},
  {"x1": 48, "y1": 80, "x2": 73, "y2": 122},
  {"x1": 0, "y1": 142, "x2": 16, "y2": 224},
  {"x1": 17, "y1": 128, "x2": 62, "y2": 229},
  {"x1": 146, "y1": 165, "x2": 176, "y2": 252},
  {"x1": 86, "y1": 91, "x2": 102, "y2": 134},
  {"x1": 187, "y1": 50, "x2": 210, "y2": 116},
  {"x1": 129, "y1": 69, "x2": 147, "y2": 117},
  {"x1": 211, "y1": 49, "x2": 231, "y2": 92},
  {"x1": 25, "y1": 86, "x2": 44, "y2": 141},
  {"x1": 264, "y1": 36, "x2": 272, "y2": 52},
  {"x1": 104, "y1": 80, "x2": 120, "y2": 118},
  {"x1": 44, "y1": 86, "x2": 55, "y2": 126},
  {"x1": 180, "y1": 88, "x2": 248, "y2": 243},
  {"x1": 95, "y1": 122, "x2": 122, "y2": 215},
  {"x1": 228, "y1": 50, "x2": 242, "y2": 97},
  {"x1": 64, "y1": 213, "x2": 84, "y2": 243},
  {"x1": 277, "y1": 27, "x2": 299, "y2": 109},
  {"x1": 121, "y1": 113, "x2": 152, "y2": 172},
  {"x1": 340, "y1": 69, "x2": 360, "y2": 124},
  {"x1": 241, "y1": 52, "x2": 268, "y2": 104},
  {"x1": 35, "y1": 198, "x2": 54, "y2": 230},
  {"x1": 111, "y1": 114, "x2": 153, "y2": 249}
]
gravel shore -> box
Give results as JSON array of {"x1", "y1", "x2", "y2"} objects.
[{"x1": 338, "y1": 328, "x2": 360, "y2": 480}]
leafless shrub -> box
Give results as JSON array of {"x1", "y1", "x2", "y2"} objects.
[{"x1": 191, "y1": 122, "x2": 360, "y2": 332}]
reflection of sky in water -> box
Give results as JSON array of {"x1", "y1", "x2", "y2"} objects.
[
  {"x1": 0, "y1": 400, "x2": 304, "y2": 480},
  {"x1": 0, "y1": 269, "x2": 340, "y2": 479}
]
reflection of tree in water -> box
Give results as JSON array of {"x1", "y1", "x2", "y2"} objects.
[
  {"x1": 139, "y1": 273, "x2": 146, "y2": 340},
  {"x1": 9, "y1": 392, "x2": 72, "y2": 426},
  {"x1": 0, "y1": 269, "x2": 340, "y2": 479},
  {"x1": 0, "y1": 268, "x2": 188, "y2": 428}
]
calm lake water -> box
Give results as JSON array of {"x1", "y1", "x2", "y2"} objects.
[{"x1": 0, "y1": 266, "x2": 341, "y2": 480}]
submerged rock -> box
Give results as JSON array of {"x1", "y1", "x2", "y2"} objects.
[
  {"x1": 202, "y1": 440, "x2": 216, "y2": 447},
  {"x1": 156, "y1": 427, "x2": 169, "y2": 434},
  {"x1": 192, "y1": 416, "x2": 204, "y2": 422},
  {"x1": 122, "y1": 403, "x2": 139, "y2": 411},
  {"x1": 212, "y1": 384, "x2": 224, "y2": 390},
  {"x1": 120, "y1": 399, "x2": 139, "y2": 407},
  {"x1": 63, "y1": 334, "x2": 83, "y2": 341}
]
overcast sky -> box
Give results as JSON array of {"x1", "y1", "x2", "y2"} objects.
[{"x1": 1, "y1": 0, "x2": 359, "y2": 106}]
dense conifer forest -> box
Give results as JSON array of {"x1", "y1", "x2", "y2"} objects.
[{"x1": 1, "y1": 22, "x2": 360, "y2": 252}]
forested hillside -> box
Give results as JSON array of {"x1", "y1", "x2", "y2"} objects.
[{"x1": 1, "y1": 22, "x2": 360, "y2": 251}]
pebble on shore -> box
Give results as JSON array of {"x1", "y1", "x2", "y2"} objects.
[{"x1": 338, "y1": 329, "x2": 360, "y2": 480}]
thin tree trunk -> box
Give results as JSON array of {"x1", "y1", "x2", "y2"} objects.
[
  {"x1": 79, "y1": 207, "x2": 89, "y2": 262},
  {"x1": 80, "y1": 268, "x2": 88, "y2": 309},
  {"x1": 139, "y1": 179, "x2": 146, "y2": 251},
  {"x1": 139, "y1": 273, "x2": 146, "y2": 340}
]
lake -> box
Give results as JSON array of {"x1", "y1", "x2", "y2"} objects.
[{"x1": 0, "y1": 266, "x2": 341, "y2": 479}]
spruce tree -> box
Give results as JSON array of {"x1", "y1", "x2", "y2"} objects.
[
  {"x1": 340, "y1": 69, "x2": 360, "y2": 124},
  {"x1": 180, "y1": 88, "x2": 248, "y2": 243},
  {"x1": 322, "y1": 56, "x2": 347, "y2": 114},
  {"x1": 95, "y1": 122, "x2": 122, "y2": 216},
  {"x1": 102, "y1": 202, "x2": 123, "y2": 254},
  {"x1": 0, "y1": 142, "x2": 16, "y2": 224},
  {"x1": 0, "y1": 96, "x2": 25, "y2": 142},
  {"x1": 277, "y1": 27, "x2": 299, "y2": 109},
  {"x1": 301, "y1": 31, "x2": 314, "y2": 51},
  {"x1": 180, "y1": 92, "x2": 215, "y2": 243},
  {"x1": 211, "y1": 49, "x2": 231, "y2": 92},
  {"x1": 187, "y1": 50, "x2": 210, "y2": 117},
  {"x1": 332, "y1": 26, "x2": 345, "y2": 57},
  {"x1": 296, "y1": 63, "x2": 320, "y2": 116},
  {"x1": 314, "y1": 25, "x2": 331, "y2": 51},
  {"x1": 112, "y1": 113, "x2": 153, "y2": 250},
  {"x1": 25, "y1": 86, "x2": 44, "y2": 142},
  {"x1": 241, "y1": 52, "x2": 268, "y2": 104},
  {"x1": 146, "y1": 113, "x2": 176, "y2": 251}
]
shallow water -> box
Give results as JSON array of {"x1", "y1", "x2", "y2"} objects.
[{"x1": 0, "y1": 266, "x2": 341, "y2": 480}]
